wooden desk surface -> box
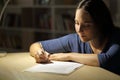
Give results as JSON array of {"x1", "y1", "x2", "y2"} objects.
[{"x1": 0, "y1": 52, "x2": 120, "y2": 80}]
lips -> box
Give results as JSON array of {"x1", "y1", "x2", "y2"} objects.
[
  {"x1": 79, "y1": 34, "x2": 86, "y2": 37},
  {"x1": 81, "y1": 35, "x2": 86, "y2": 37},
  {"x1": 77, "y1": 33, "x2": 86, "y2": 38},
  {"x1": 79, "y1": 35, "x2": 87, "y2": 39}
]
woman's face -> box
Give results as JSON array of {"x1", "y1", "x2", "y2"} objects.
[{"x1": 75, "y1": 9, "x2": 98, "y2": 42}]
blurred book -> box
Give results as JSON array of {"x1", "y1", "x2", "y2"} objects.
[
  {"x1": 12, "y1": 0, "x2": 34, "y2": 6},
  {"x1": 62, "y1": 13, "x2": 74, "y2": 31},
  {"x1": 2, "y1": 13, "x2": 21, "y2": 27},
  {"x1": 35, "y1": 0, "x2": 51, "y2": 5}
]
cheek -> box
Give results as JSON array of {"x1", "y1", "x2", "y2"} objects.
[
  {"x1": 75, "y1": 25, "x2": 79, "y2": 32},
  {"x1": 87, "y1": 30, "x2": 98, "y2": 38}
]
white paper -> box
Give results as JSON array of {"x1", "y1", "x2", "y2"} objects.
[{"x1": 24, "y1": 61, "x2": 83, "y2": 74}]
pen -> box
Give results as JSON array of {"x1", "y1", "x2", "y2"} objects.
[
  {"x1": 40, "y1": 45, "x2": 50, "y2": 57},
  {"x1": 37, "y1": 50, "x2": 44, "y2": 56},
  {"x1": 37, "y1": 44, "x2": 45, "y2": 55}
]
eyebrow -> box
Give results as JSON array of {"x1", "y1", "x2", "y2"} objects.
[{"x1": 74, "y1": 19, "x2": 93, "y2": 23}]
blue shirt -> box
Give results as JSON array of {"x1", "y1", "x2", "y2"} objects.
[{"x1": 40, "y1": 30, "x2": 120, "y2": 75}]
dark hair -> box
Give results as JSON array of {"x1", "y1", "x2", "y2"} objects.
[{"x1": 77, "y1": 0, "x2": 114, "y2": 37}]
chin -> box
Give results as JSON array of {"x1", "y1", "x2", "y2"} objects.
[
  {"x1": 77, "y1": 33, "x2": 90, "y2": 42},
  {"x1": 80, "y1": 39, "x2": 89, "y2": 42},
  {"x1": 79, "y1": 37, "x2": 90, "y2": 42}
]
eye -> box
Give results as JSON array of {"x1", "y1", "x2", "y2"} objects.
[
  {"x1": 75, "y1": 21, "x2": 79, "y2": 25},
  {"x1": 84, "y1": 23, "x2": 93, "y2": 27}
]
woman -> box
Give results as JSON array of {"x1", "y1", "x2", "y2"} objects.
[{"x1": 29, "y1": 0, "x2": 120, "y2": 75}]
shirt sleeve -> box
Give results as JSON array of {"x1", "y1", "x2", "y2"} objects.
[
  {"x1": 39, "y1": 34, "x2": 77, "y2": 53},
  {"x1": 98, "y1": 44, "x2": 120, "y2": 74}
]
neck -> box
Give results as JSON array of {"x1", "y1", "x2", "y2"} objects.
[{"x1": 89, "y1": 36, "x2": 108, "y2": 50}]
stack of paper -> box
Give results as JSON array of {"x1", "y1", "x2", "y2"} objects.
[{"x1": 24, "y1": 61, "x2": 83, "y2": 74}]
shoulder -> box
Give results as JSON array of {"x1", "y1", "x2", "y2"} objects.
[
  {"x1": 59, "y1": 33, "x2": 82, "y2": 46},
  {"x1": 109, "y1": 27, "x2": 120, "y2": 44},
  {"x1": 112, "y1": 27, "x2": 120, "y2": 35},
  {"x1": 62, "y1": 33, "x2": 78, "y2": 38},
  {"x1": 59, "y1": 33, "x2": 79, "y2": 41}
]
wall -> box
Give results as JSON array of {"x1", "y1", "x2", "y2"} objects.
[{"x1": 110, "y1": 0, "x2": 120, "y2": 27}]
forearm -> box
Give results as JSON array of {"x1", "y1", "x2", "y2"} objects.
[
  {"x1": 29, "y1": 42, "x2": 42, "y2": 57},
  {"x1": 68, "y1": 53, "x2": 100, "y2": 66}
]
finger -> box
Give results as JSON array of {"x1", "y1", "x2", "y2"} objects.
[
  {"x1": 36, "y1": 50, "x2": 51, "y2": 63},
  {"x1": 41, "y1": 51, "x2": 45, "y2": 55},
  {"x1": 35, "y1": 52, "x2": 45, "y2": 63},
  {"x1": 35, "y1": 54, "x2": 40, "y2": 63},
  {"x1": 35, "y1": 53, "x2": 48, "y2": 63},
  {"x1": 34, "y1": 53, "x2": 39, "y2": 59}
]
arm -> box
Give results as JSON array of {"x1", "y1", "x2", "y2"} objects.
[
  {"x1": 29, "y1": 42, "x2": 99, "y2": 66},
  {"x1": 49, "y1": 53, "x2": 99, "y2": 66},
  {"x1": 68, "y1": 53, "x2": 99, "y2": 66},
  {"x1": 30, "y1": 34, "x2": 99, "y2": 65},
  {"x1": 29, "y1": 34, "x2": 72, "y2": 62}
]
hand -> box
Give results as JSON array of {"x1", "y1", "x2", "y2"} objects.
[
  {"x1": 49, "y1": 53, "x2": 70, "y2": 61},
  {"x1": 34, "y1": 50, "x2": 50, "y2": 63}
]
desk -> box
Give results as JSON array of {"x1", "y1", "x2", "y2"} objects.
[{"x1": 0, "y1": 52, "x2": 120, "y2": 80}]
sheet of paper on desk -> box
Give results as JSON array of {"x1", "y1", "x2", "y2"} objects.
[{"x1": 24, "y1": 61, "x2": 83, "y2": 74}]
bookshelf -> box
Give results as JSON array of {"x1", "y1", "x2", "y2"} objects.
[
  {"x1": 0, "y1": 0, "x2": 111, "y2": 52},
  {"x1": 0, "y1": 0, "x2": 79, "y2": 52}
]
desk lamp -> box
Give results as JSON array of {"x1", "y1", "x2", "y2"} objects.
[{"x1": 0, "y1": 0, "x2": 10, "y2": 57}]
